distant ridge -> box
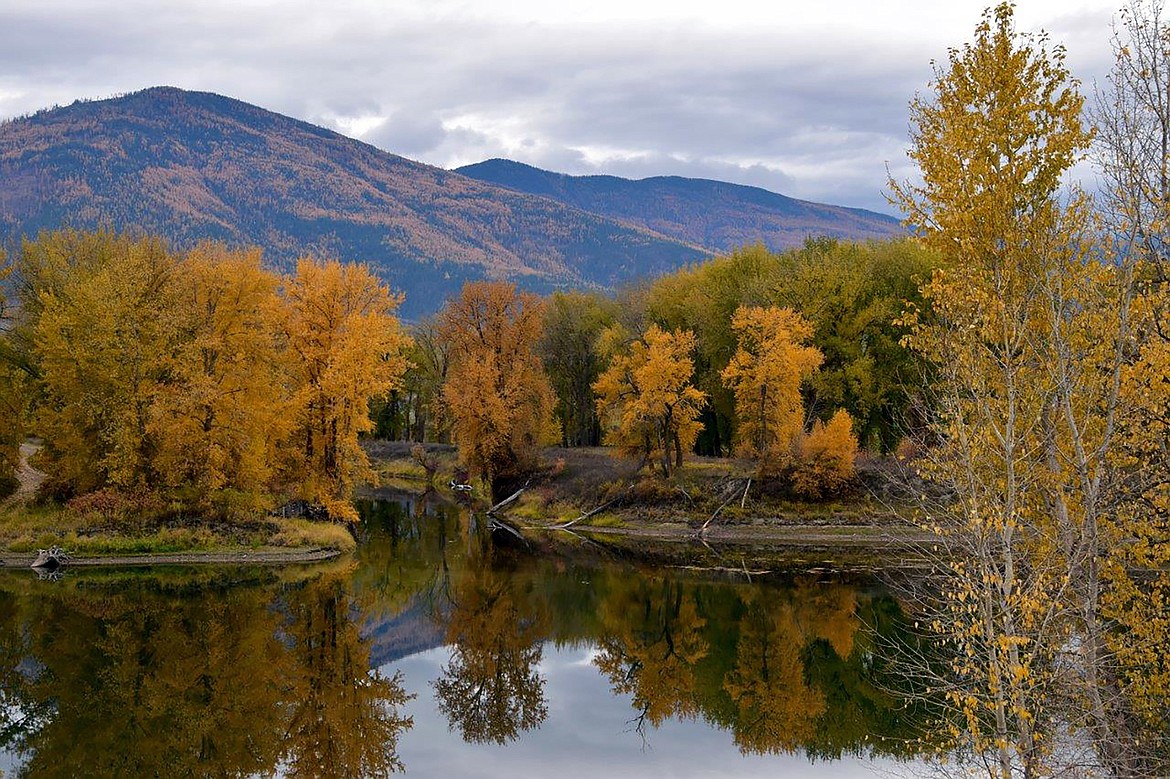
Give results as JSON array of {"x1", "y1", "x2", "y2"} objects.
[
  {"x1": 0, "y1": 87, "x2": 708, "y2": 317},
  {"x1": 456, "y1": 158, "x2": 903, "y2": 252}
]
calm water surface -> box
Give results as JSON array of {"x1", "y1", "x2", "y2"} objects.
[{"x1": 0, "y1": 496, "x2": 936, "y2": 777}]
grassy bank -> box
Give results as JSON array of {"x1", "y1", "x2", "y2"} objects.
[
  {"x1": 0, "y1": 502, "x2": 356, "y2": 558},
  {"x1": 365, "y1": 440, "x2": 920, "y2": 531}
]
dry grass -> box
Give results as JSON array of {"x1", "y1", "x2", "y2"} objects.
[
  {"x1": 270, "y1": 519, "x2": 356, "y2": 553},
  {"x1": 0, "y1": 503, "x2": 355, "y2": 556}
]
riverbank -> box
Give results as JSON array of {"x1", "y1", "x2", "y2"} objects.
[
  {"x1": 0, "y1": 547, "x2": 343, "y2": 568},
  {"x1": 0, "y1": 498, "x2": 356, "y2": 562},
  {"x1": 365, "y1": 441, "x2": 935, "y2": 565},
  {"x1": 0, "y1": 441, "x2": 355, "y2": 563}
]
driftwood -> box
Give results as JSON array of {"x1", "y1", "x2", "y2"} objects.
[
  {"x1": 271, "y1": 500, "x2": 329, "y2": 520},
  {"x1": 667, "y1": 564, "x2": 771, "y2": 577},
  {"x1": 740, "y1": 478, "x2": 751, "y2": 509},
  {"x1": 486, "y1": 488, "x2": 525, "y2": 515},
  {"x1": 485, "y1": 513, "x2": 530, "y2": 547},
  {"x1": 550, "y1": 497, "x2": 618, "y2": 530},
  {"x1": 31, "y1": 546, "x2": 70, "y2": 570},
  {"x1": 698, "y1": 478, "x2": 749, "y2": 536}
]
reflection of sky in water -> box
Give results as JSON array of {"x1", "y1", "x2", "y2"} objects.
[{"x1": 390, "y1": 643, "x2": 922, "y2": 778}]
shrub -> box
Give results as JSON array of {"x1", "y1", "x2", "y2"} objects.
[{"x1": 790, "y1": 410, "x2": 859, "y2": 499}]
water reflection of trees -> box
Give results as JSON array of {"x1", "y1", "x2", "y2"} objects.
[
  {"x1": 0, "y1": 497, "x2": 957, "y2": 773},
  {"x1": 593, "y1": 577, "x2": 708, "y2": 733},
  {"x1": 282, "y1": 572, "x2": 413, "y2": 778},
  {"x1": 0, "y1": 569, "x2": 412, "y2": 778},
  {"x1": 432, "y1": 552, "x2": 549, "y2": 745},
  {"x1": 579, "y1": 569, "x2": 931, "y2": 759}
]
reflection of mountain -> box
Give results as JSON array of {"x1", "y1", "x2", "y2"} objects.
[
  {"x1": 363, "y1": 599, "x2": 446, "y2": 668},
  {"x1": 352, "y1": 494, "x2": 938, "y2": 761}
]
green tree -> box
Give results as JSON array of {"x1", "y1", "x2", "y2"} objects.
[
  {"x1": 769, "y1": 238, "x2": 937, "y2": 452},
  {"x1": 540, "y1": 291, "x2": 618, "y2": 446}
]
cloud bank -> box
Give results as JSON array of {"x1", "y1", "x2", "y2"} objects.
[{"x1": 0, "y1": 0, "x2": 1120, "y2": 213}]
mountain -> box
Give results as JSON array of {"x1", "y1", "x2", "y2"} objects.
[
  {"x1": 0, "y1": 87, "x2": 709, "y2": 318},
  {"x1": 456, "y1": 158, "x2": 903, "y2": 252}
]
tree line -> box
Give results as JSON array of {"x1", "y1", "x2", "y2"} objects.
[
  {"x1": 0, "y1": 231, "x2": 408, "y2": 521},
  {"x1": 374, "y1": 237, "x2": 938, "y2": 496},
  {"x1": 1, "y1": 227, "x2": 937, "y2": 512}
]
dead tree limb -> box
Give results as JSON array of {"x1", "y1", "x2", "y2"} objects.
[
  {"x1": 552, "y1": 497, "x2": 618, "y2": 530},
  {"x1": 486, "y1": 488, "x2": 524, "y2": 515},
  {"x1": 698, "y1": 479, "x2": 746, "y2": 536}
]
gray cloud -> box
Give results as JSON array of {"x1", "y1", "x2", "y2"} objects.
[{"x1": 0, "y1": 1, "x2": 1119, "y2": 214}]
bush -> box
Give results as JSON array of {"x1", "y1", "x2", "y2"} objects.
[
  {"x1": 0, "y1": 474, "x2": 17, "y2": 500},
  {"x1": 65, "y1": 488, "x2": 166, "y2": 529},
  {"x1": 790, "y1": 410, "x2": 859, "y2": 499}
]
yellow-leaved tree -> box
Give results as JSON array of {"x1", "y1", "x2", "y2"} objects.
[
  {"x1": 438, "y1": 281, "x2": 558, "y2": 498},
  {"x1": 1092, "y1": 1, "x2": 1170, "y2": 758},
  {"x1": 890, "y1": 3, "x2": 1153, "y2": 775},
  {"x1": 148, "y1": 244, "x2": 289, "y2": 512},
  {"x1": 280, "y1": 259, "x2": 410, "y2": 521},
  {"x1": 31, "y1": 232, "x2": 182, "y2": 495},
  {"x1": 790, "y1": 409, "x2": 858, "y2": 499},
  {"x1": 594, "y1": 324, "x2": 705, "y2": 477},
  {"x1": 721, "y1": 305, "x2": 823, "y2": 474}
]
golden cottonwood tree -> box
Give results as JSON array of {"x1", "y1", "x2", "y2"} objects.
[
  {"x1": 1090, "y1": 3, "x2": 1170, "y2": 769},
  {"x1": 32, "y1": 233, "x2": 182, "y2": 494},
  {"x1": 594, "y1": 324, "x2": 705, "y2": 477},
  {"x1": 721, "y1": 305, "x2": 823, "y2": 473},
  {"x1": 438, "y1": 282, "x2": 558, "y2": 496},
  {"x1": 149, "y1": 245, "x2": 289, "y2": 508},
  {"x1": 891, "y1": 4, "x2": 1153, "y2": 775},
  {"x1": 281, "y1": 259, "x2": 410, "y2": 520}
]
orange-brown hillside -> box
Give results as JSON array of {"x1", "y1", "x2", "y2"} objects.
[{"x1": 0, "y1": 87, "x2": 709, "y2": 317}]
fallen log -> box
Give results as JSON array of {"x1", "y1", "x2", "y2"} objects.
[
  {"x1": 551, "y1": 497, "x2": 618, "y2": 530},
  {"x1": 486, "y1": 488, "x2": 525, "y2": 515}
]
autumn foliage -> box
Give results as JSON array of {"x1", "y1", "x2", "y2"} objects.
[
  {"x1": 721, "y1": 306, "x2": 823, "y2": 473},
  {"x1": 789, "y1": 410, "x2": 859, "y2": 499},
  {"x1": 6, "y1": 229, "x2": 409, "y2": 521},
  {"x1": 438, "y1": 282, "x2": 558, "y2": 496},
  {"x1": 281, "y1": 259, "x2": 409, "y2": 520},
  {"x1": 594, "y1": 325, "x2": 706, "y2": 477}
]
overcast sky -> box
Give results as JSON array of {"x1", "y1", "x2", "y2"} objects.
[{"x1": 0, "y1": 0, "x2": 1127, "y2": 213}]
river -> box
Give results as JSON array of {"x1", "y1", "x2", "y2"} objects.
[{"x1": 0, "y1": 494, "x2": 938, "y2": 777}]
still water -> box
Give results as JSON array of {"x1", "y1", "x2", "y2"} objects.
[{"x1": 0, "y1": 496, "x2": 935, "y2": 777}]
